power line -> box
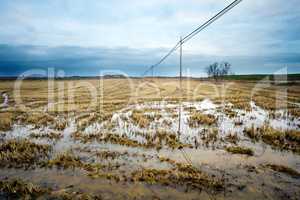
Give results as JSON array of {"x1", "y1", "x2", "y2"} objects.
[
  {"x1": 151, "y1": 41, "x2": 181, "y2": 69},
  {"x1": 181, "y1": 0, "x2": 242, "y2": 45},
  {"x1": 141, "y1": 41, "x2": 180, "y2": 77},
  {"x1": 140, "y1": 0, "x2": 243, "y2": 167},
  {"x1": 141, "y1": 0, "x2": 242, "y2": 77}
]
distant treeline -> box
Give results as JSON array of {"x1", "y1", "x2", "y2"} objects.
[
  {"x1": 0, "y1": 74, "x2": 128, "y2": 81},
  {"x1": 0, "y1": 74, "x2": 299, "y2": 81},
  {"x1": 221, "y1": 74, "x2": 300, "y2": 81}
]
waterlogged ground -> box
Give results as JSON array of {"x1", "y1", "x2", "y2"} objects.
[{"x1": 1, "y1": 99, "x2": 300, "y2": 199}]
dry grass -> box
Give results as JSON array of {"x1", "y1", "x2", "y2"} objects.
[
  {"x1": 244, "y1": 125, "x2": 284, "y2": 145},
  {"x1": 131, "y1": 162, "x2": 224, "y2": 192},
  {"x1": 55, "y1": 118, "x2": 67, "y2": 131},
  {"x1": 1, "y1": 78, "x2": 300, "y2": 113},
  {"x1": 77, "y1": 112, "x2": 112, "y2": 131},
  {"x1": 0, "y1": 112, "x2": 13, "y2": 131},
  {"x1": 226, "y1": 146, "x2": 254, "y2": 156},
  {"x1": 260, "y1": 126, "x2": 285, "y2": 146},
  {"x1": 244, "y1": 125, "x2": 300, "y2": 153},
  {"x1": 45, "y1": 153, "x2": 121, "y2": 182},
  {"x1": 96, "y1": 150, "x2": 129, "y2": 160},
  {"x1": 72, "y1": 130, "x2": 192, "y2": 150},
  {"x1": 0, "y1": 178, "x2": 49, "y2": 199},
  {"x1": 46, "y1": 153, "x2": 86, "y2": 169},
  {"x1": 201, "y1": 128, "x2": 218, "y2": 145},
  {"x1": 288, "y1": 108, "x2": 300, "y2": 118},
  {"x1": 0, "y1": 178, "x2": 103, "y2": 199},
  {"x1": 131, "y1": 109, "x2": 161, "y2": 128},
  {"x1": 265, "y1": 164, "x2": 300, "y2": 178},
  {"x1": 72, "y1": 132, "x2": 153, "y2": 149},
  {"x1": 145, "y1": 130, "x2": 192, "y2": 149},
  {"x1": 0, "y1": 139, "x2": 51, "y2": 168},
  {"x1": 25, "y1": 112, "x2": 55, "y2": 127},
  {"x1": 131, "y1": 110, "x2": 151, "y2": 128},
  {"x1": 244, "y1": 125, "x2": 260, "y2": 141},
  {"x1": 88, "y1": 172, "x2": 121, "y2": 182},
  {"x1": 0, "y1": 78, "x2": 300, "y2": 197},
  {"x1": 29, "y1": 131, "x2": 63, "y2": 141},
  {"x1": 223, "y1": 107, "x2": 238, "y2": 118},
  {"x1": 225, "y1": 133, "x2": 239, "y2": 144},
  {"x1": 230, "y1": 100, "x2": 251, "y2": 111},
  {"x1": 45, "y1": 153, "x2": 105, "y2": 172},
  {"x1": 189, "y1": 112, "x2": 217, "y2": 127},
  {"x1": 285, "y1": 130, "x2": 300, "y2": 143}
]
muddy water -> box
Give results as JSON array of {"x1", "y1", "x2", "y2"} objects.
[
  {"x1": 0, "y1": 144, "x2": 299, "y2": 199},
  {"x1": 1, "y1": 99, "x2": 300, "y2": 199}
]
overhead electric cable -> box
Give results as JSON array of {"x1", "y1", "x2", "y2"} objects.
[{"x1": 141, "y1": 0, "x2": 242, "y2": 77}]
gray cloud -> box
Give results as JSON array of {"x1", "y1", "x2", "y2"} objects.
[
  {"x1": 0, "y1": 45, "x2": 299, "y2": 77},
  {"x1": 0, "y1": 1, "x2": 299, "y2": 76}
]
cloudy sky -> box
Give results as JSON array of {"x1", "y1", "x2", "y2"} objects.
[{"x1": 0, "y1": 0, "x2": 299, "y2": 76}]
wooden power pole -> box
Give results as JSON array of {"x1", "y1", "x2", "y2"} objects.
[{"x1": 178, "y1": 37, "x2": 183, "y2": 135}]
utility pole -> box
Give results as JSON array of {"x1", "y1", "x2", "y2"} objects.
[
  {"x1": 178, "y1": 37, "x2": 183, "y2": 135},
  {"x1": 151, "y1": 66, "x2": 154, "y2": 80}
]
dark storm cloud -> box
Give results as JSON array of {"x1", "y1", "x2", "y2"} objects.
[{"x1": 0, "y1": 45, "x2": 299, "y2": 77}]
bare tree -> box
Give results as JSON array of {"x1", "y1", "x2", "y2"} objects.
[
  {"x1": 220, "y1": 62, "x2": 231, "y2": 78},
  {"x1": 206, "y1": 62, "x2": 219, "y2": 80},
  {"x1": 206, "y1": 62, "x2": 231, "y2": 81}
]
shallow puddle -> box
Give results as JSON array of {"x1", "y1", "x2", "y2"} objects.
[{"x1": 1, "y1": 99, "x2": 300, "y2": 199}]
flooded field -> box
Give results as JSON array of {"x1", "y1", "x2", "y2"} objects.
[{"x1": 0, "y1": 78, "x2": 300, "y2": 199}]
